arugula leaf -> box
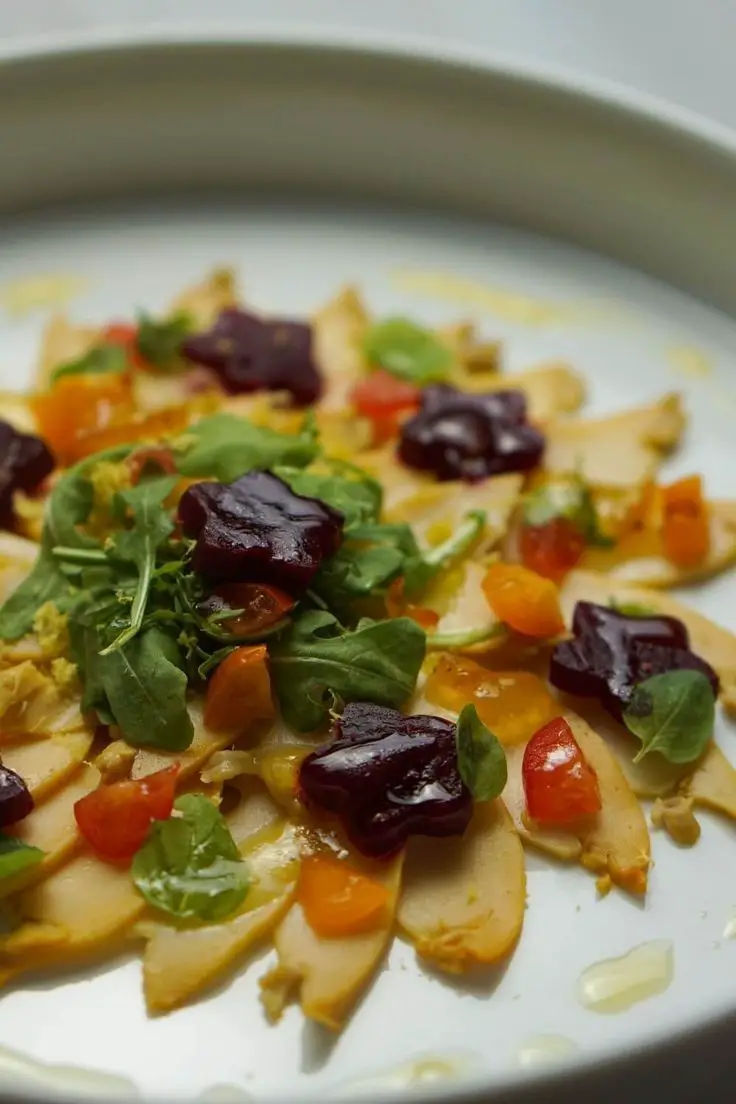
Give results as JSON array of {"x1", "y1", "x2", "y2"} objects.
[
  {"x1": 0, "y1": 547, "x2": 77, "y2": 641},
  {"x1": 132, "y1": 793, "x2": 248, "y2": 923},
  {"x1": 178, "y1": 414, "x2": 319, "y2": 483},
  {"x1": 0, "y1": 833, "x2": 44, "y2": 879},
  {"x1": 276, "y1": 467, "x2": 381, "y2": 528},
  {"x1": 101, "y1": 475, "x2": 177, "y2": 654},
  {"x1": 47, "y1": 444, "x2": 133, "y2": 551},
  {"x1": 68, "y1": 620, "x2": 114, "y2": 722},
  {"x1": 136, "y1": 310, "x2": 192, "y2": 369},
  {"x1": 97, "y1": 627, "x2": 193, "y2": 750},
  {"x1": 523, "y1": 474, "x2": 613, "y2": 548},
  {"x1": 623, "y1": 669, "x2": 715, "y2": 764},
  {"x1": 50, "y1": 344, "x2": 128, "y2": 385},
  {"x1": 270, "y1": 610, "x2": 426, "y2": 731},
  {"x1": 363, "y1": 317, "x2": 452, "y2": 384},
  {"x1": 313, "y1": 544, "x2": 405, "y2": 612},
  {"x1": 455, "y1": 704, "x2": 507, "y2": 801}
]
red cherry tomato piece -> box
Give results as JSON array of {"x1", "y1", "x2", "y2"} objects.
[
  {"x1": 206, "y1": 582, "x2": 295, "y2": 637},
  {"x1": 74, "y1": 764, "x2": 179, "y2": 863},
  {"x1": 522, "y1": 717, "x2": 601, "y2": 824},
  {"x1": 350, "y1": 370, "x2": 421, "y2": 443},
  {"x1": 519, "y1": 518, "x2": 586, "y2": 582}
]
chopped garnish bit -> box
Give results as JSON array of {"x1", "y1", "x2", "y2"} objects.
[{"x1": 651, "y1": 795, "x2": 701, "y2": 847}]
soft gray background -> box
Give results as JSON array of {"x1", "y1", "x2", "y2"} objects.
[{"x1": 2, "y1": 0, "x2": 736, "y2": 132}]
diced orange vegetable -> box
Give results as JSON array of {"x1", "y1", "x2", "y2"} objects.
[
  {"x1": 298, "y1": 854, "x2": 390, "y2": 937},
  {"x1": 386, "y1": 578, "x2": 440, "y2": 630},
  {"x1": 425, "y1": 653, "x2": 559, "y2": 747},
  {"x1": 204, "y1": 644, "x2": 274, "y2": 733},
  {"x1": 482, "y1": 563, "x2": 565, "y2": 639},
  {"x1": 661, "y1": 475, "x2": 710, "y2": 568},
  {"x1": 519, "y1": 517, "x2": 586, "y2": 582},
  {"x1": 72, "y1": 405, "x2": 189, "y2": 460},
  {"x1": 30, "y1": 373, "x2": 135, "y2": 465}
]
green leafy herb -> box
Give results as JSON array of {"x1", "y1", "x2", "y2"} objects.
[
  {"x1": 270, "y1": 610, "x2": 426, "y2": 731},
  {"x1": 609, "y1": 598, "x2": 659, "y2": 618},
  {"x1": 313, "y1": 544, "x2": 406, "y2": 612},
  {"x1": 131, "y1": 793, "x2": 249, "y2": 923},
  {"x1": 101, "y1": 475, "x2": 177, "y2": 654},
  {"x1": 427, "y1": 624, "x2": 507, "y2": 650},
  {"x1": 0, "y1": 548, "x2": 76, "y2": 641},
  {"x1": 276, "y1": 467, "x2": 382, "y2": 528},
  {"x1": 136, "y1": 310, "x2": 193, "y2": 369},
  {"x1": 0, "y1": 833, "x2": 44, "y2": 879},
  {"x1": 96, "y1": 627, "x2": 193, "y2": 750},
  {"x1": 47, "y1": 444, "x2": 133, "y2": 552},
  {"x1": 455, "y1": 704, "x2": 507, "y2": 801},
  {"x1": 178, "y1": 414, "x2": 319, "y2": 483},
  {"x1": 623, "y1": 669, "x2": 715, "y2": 764},
  {"x1": 421, "y1": 510, "x2": 486, "y2": 577},
  {"x1": 50, "y1": 344, "x2": 128, "y2": 385},
  {"x1": 523, "y1": 474, "x2": 613, "y2": 548},
  {"x1": 363, "y1": 317, "x2": 452, "y2": 384}
]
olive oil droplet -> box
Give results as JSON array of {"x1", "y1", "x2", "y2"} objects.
[{"x1": 577, "y1": 940, "x2": 673, "y2": 1013}]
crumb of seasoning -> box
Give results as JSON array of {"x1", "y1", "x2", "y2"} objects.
[
  {"x1": 50, "y1": 657, "x2": 79, "y2": 693},
  {"x1": 651, "y1": 796, "x2": 701, "y2": 847}
]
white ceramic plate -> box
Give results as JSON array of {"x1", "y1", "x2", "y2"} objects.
[{"x1": 1, "y1": 36, "x2": 736, "y2": 1104}]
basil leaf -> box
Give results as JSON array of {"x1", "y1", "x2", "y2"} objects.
[
  {"x1": 455, "y1": 704, "x2": 507, "y2": 801},
  {"x1": 523, "y1": 474, "x2": 613, "y2": 549},
  {"x1": 101, "y1": 476, "x2": 177, "y2": 654},
  {"x1": 50, "y1": 344, "x2": 128, "y2": 385},
  {"x1": 135, "y1": 310, "x2": 192, "y2": 369},
  {"x1": 97, "y1": 627, "x2": 194, "y2": 750},
  {"x1": 0, "y1": 833, "x2": 44, "y2": 879},
  {"x1": 132, "y1": 793, "x2": 248, "y2": 923},
  {"x1": 363, "y1": 317, "x2": 452, "y2": 384},
  {"x1": 178, "y1": 414, "x2": 319, "y2": 483},
  {"x1": 623, "y1": 669, "x2": 715, "y2": 764},
  {"x1": 276, "y1": 467, "x2": 381, "y2": 528},
  {"x1": 270, "y1": 610, "x2": 426, "y2": 731}
]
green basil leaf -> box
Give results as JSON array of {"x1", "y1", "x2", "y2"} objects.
[
  {"x1": 623, "y1": 669, "x2": 715, "y2": 764},
  {"x1": 135, "y1": 310, "x2": 193, "y2": 369},
  {"x1": 455, "y1": 704, "x2": 507, "y2": 801},
  {"x1": 363, "y1": 317, "x2": 452, "y2": 384},
  {"x1": 97, "y1": 627, "x2": 193, "y2": 750},
  {"x1": 0, "y1": 833, "x2": 44, "y2": 879},
  {"x1": 101, "y1": 476, "x2": 177, "y2": 654},
  {"x1": 132, "y1": 793, "x2": 248, "y2": 923},
  {"x1": 50, "y1": 344, "x2": 128, "y2": 385},
  {"x1": 523, "y1": 474, "x2": 613, "y2": 549},
  {"x1": 276, "y1": 467, "x2": 382, "y2": 528},
  {"x1": 270, "y1": 610, "x2": 426, "y2": 731},
  {"x1": 178, "y1": 414, "x2": 319, "y2": 483}
]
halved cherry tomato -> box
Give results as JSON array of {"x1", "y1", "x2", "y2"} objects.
[
  {"x1": 204, "y1": 644, "x2": 275, "y2": 733},
  {"x1": 127, "y1": 445, "x2": 178, "y2": 483},
  {"x1": 202, "y1": 583, "x2": 294, "y2": 638},
  {"x1": 385, "y1": 577, "x2": 440, "y2": 630},
  {"x1": 73, "y1": 764, "x2": 179, "y2": 863},
  {"x1": 661, "y1": 474, "x2": 710, "y2": 568},
  {"x1": 30, "y1": 373, "x2": 136, "y2": 465},
  {"x1": 482, "y1": 563, "x2": 565, "y2": 638},
  {"x1": 298, "y1": 854, "x2": 389, "y2": 937},
  {"x1": 519, "y1": 517, "x2": 586, "y2": 582},
  {"x1": 350, "y1": 370, "x2": 420, "y2": 443},
  {"x1": 522, "y1": 717, "x2": 601, "y2": 824}
]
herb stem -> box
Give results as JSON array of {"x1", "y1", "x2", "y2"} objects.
[{"x1": 51, "y1": 545, "x2": 108, "y2": 565}]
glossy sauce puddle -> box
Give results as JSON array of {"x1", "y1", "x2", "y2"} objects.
[{"x1": 577, "y1": 940, "x2": 674, "y2": 1013}]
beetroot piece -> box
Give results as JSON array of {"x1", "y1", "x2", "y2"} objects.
[
  {"x1": 0, "y1": 765, "x2": 33, "y2": 828},
  {"x1": 0, "y1": 421, "x2": 54, "y2": 527},
  {"x1": 398, "y1": 385, "x2": 544, "y2": 482},
  {"x1": 178, "y1": 469, "x2": 344, "y2": 593},
  {"x1": 299, "y1": 702, "x2": 472, "y2": 857},
  {"x1": 181, "y1": 309, "x2": 322, "y2": 407},
  {"x1": 549, "y1": 601, "x2": 719, "y2": 719}
]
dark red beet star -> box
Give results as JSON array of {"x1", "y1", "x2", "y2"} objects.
[
  {"x1": 0, "y1": 765, "x2": 34, "y2": 828},
  {"x1": 0, "y1": 421, "x2": 55, "y2": 528},
  {"x1": 398, "y1": 385, "x2": 544, "y2": 482},
  {"x1": 178, "y1": 469, "x2": 344, "y2": 593},
  {"x1": 549, "y1": 601, "x2": 719, "y2": 719},
  {"x1": 299, "y1": 702, "x2": 472, "y2": 858},
  {"x1": 182, "y1": 309, "x2": 322, "y2": 407}
]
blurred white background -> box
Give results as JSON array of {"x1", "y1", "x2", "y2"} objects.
[{"x1": 2, "y1": 0, "x2": 736, "y2": 131}]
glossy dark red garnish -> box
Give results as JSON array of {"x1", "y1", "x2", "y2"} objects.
[
  {"x1": 549, "y1": 601, "x2": 719, "y2": 719},
  {"x1": 178, "y1": 470, "x2": 344, "y2": 593},
  {"x1": 0, "y1": 420, "x2": 55, "y2": 527},
  {"x1": 299, "y1": 702, "x2": 472, "y2": 858},
  {"x1": 398, "y1": 385, "x2": 544, "y2": 482},
  {"x1": 0, "y1": 765, "x2": 34, "y2": 828},
  {"x1": 182, "y1": 309, "x2": 322, "y2": 407}
]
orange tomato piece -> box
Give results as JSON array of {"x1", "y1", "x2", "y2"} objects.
[
  {"x1": 519, "y1": 517, "x2": 586, "y2": 582},
  {"x1": 425, "y1": 653, "x2": 559, "y2": 747},
  {"x1": 298, "y1": 854, "x2": 390, "y2": 937},
  {"x1": 31, "y1": 373, "x2": 135, "y2": 465},
  {"x1": 523, "y1": 717, "x2": 601, "y2": 824},
  {"x1": 72, "y1": 405, "x2": 189, "y2": 460},
  {"x1": 385, "y1": 578, "x2": 440, "y2": 630},
  {"x1": 73, "y1": 764, "x2": 179, "y2": 863},
  {"x1": 661, "y1": 475, "x2": 710, "y2": 568},
  {"x1": 482, "y1": 563, "x2": 565, "y2": 639},
  {"x1": 204, "y1": 644, "x2": 275, "y2": 733}
]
